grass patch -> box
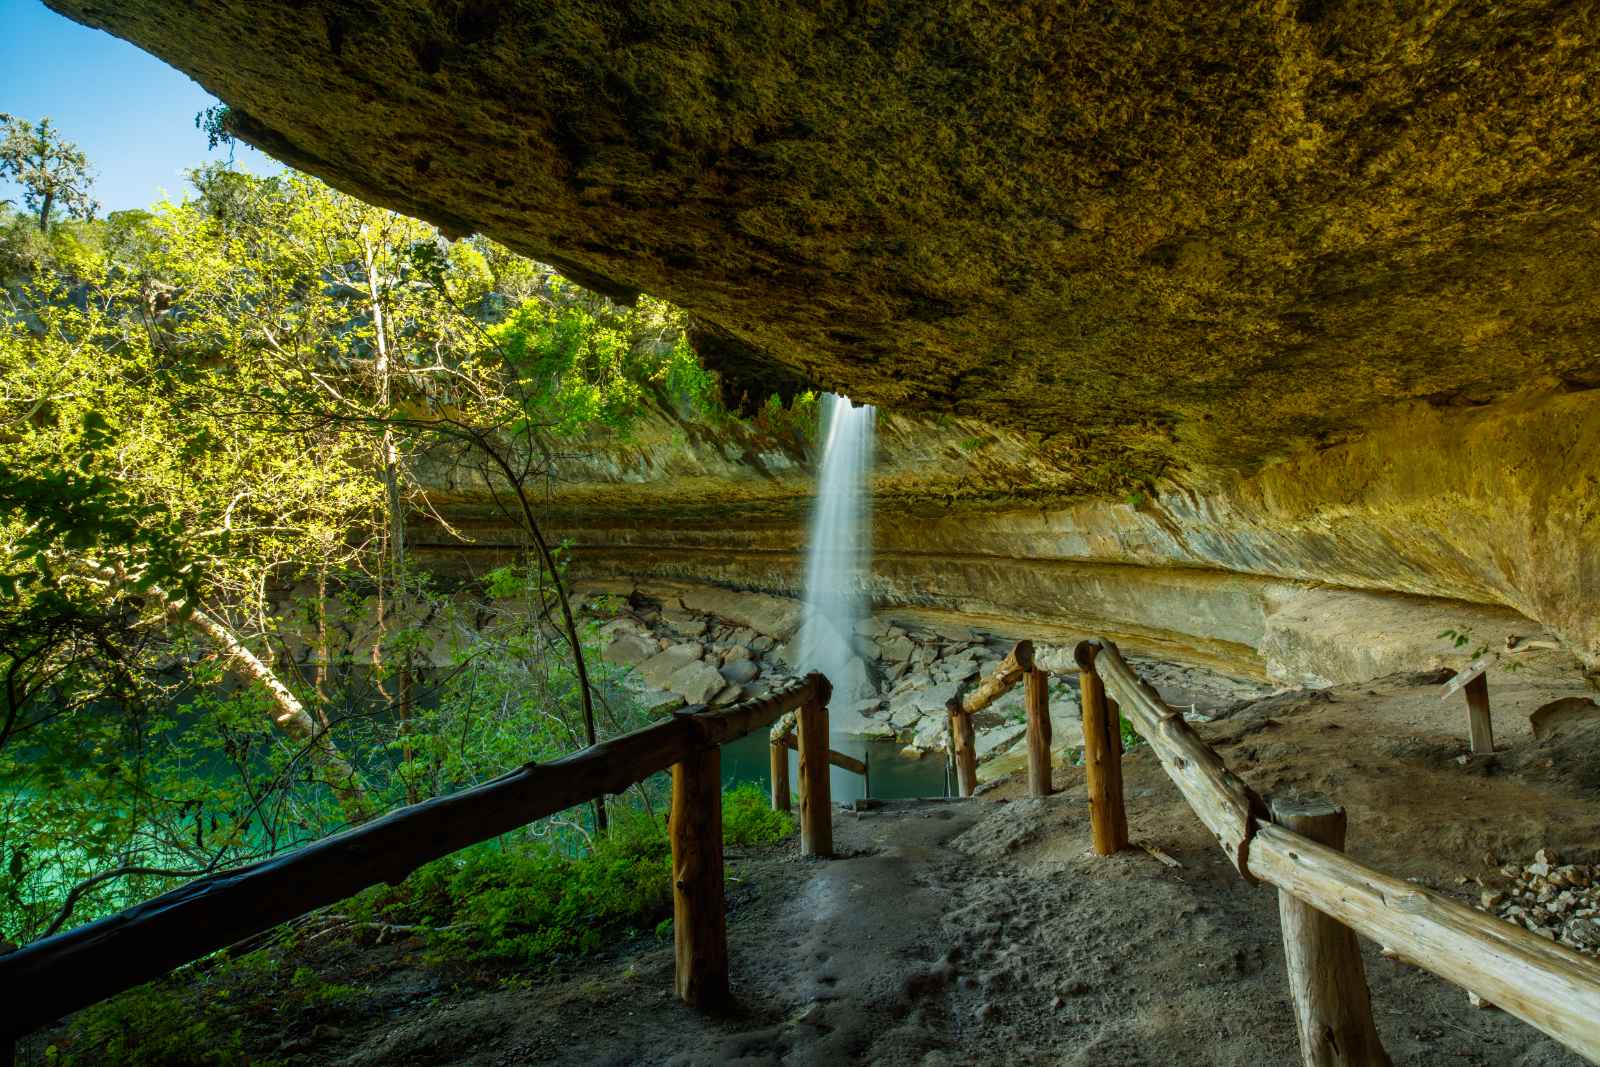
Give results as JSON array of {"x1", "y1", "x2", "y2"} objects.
[{"x1": 356, "y1": 783, "x2": 792, "y2": 966}]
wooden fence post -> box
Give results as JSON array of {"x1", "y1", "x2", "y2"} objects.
[
  {"x1": 1074, "y1": 642, "x2": 1128, "y2": 855},
  {"x1": 670, "y1": 744, "x2": 728, "y2": 1008},
  {"x1": 947, "y1": 698, "x2": 978, "y2": 797},
  {"x1": 1025, "y1": 667, "x2": 1052, "y2": 797},
  {"x1": 798, "y1": 674, "x2": 833, "y2": 857},
  {"x1": 769, "y1": 739, "x2": 791, "y2": 813},
  {"x1": 1270, "y1": 795, "x2": 1391, "y2": 1067},
  {"x1": 1464, "y1": 673, "x2": 1494, "y2": 756}
]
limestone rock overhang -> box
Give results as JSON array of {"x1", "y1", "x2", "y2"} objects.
[{"x1": 45, "y1": 0, "x2": 1600, "y2": 494}]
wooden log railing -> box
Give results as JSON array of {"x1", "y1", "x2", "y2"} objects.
[
  {"x1": 3, "y1": 673, "x2": 834, "y2": 1044},
  {"x1": 943, "y1": 640, "x2": 1053, "y2": 798},
  {"x1": 1077, "y1": 638, "x2": 1600, "y2": 1065},
  {"x1": 767, "y1": 710, "x2": 864, "y2": 837}
]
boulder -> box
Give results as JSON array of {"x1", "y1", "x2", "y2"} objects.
[
  {"x1": 602, "y1": 633, "x2": 657, "y2": 668},
  {"x1": 634, "y1": 690, "x2": 686, "y2": 717},
  {"x1": 711, "y1": 683, "x2": 744, "y2": 707},
  {"x1": 638, "y1": 643, "x2": 705, "y2": 689},
  {"x1": 876, "y1": 634, "x2": 916, "y2": 663},
  {"x1": 668, "y1": 659, "x2": 728, "y2": 704},
  {"x1": 888, "y1": 702, "x2": 924, "y2": 730},
  {"x1": 939, "y1": 655, "x2": 981, "y2": 684},
  {"x1": 854, "y1": 616, "x2": 893, "y2": 638},
  {"x1": 662, "y1": 610, "x2": 708, "y2": 637},
  {"x1": 832, "y1": 655, "x2": 878, "y2": 704},
  {"x1": 720, "y1": 658, "x2": 761, "y2": 685},
  {"x1": 749, "y1": 635, "x2": 775, "y2": 653},
  {"x1": 829, "y1": 697, "x2": 886, "y2": 736},
  {"x1": 636, "y1": 584, "x2": 804, "y2": 639},
  {"x1": 913, "y1": 715, "x2": 951, "y2": 750},
  {"x1": 914, "y1": 680, "x2": 964, "y2": 715},
  {"x1": 720, "y1": 645, "x2": 752, "y2": 665},
  {"x1": 975, "y1": 723, "x2": 1028, "y2": 760}
]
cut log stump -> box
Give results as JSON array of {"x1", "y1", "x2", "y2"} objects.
[
  {"x1": 671, "y1": 745, "x2": 728, "y2": 1009},
  {"x1": 1269, "y1": 794, "x2": 1391, "y2": 1067},
  {"x1": 798, "y1": 680, "x2": 833, "y2": 857}
]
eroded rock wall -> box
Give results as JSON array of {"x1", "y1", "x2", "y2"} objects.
[{"x1": 412, "y1": 384, "x2": 1598, "y2": 684}]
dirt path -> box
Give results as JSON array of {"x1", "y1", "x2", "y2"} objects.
[{"x1": 38, "y1": 653, "x2": 1597, "y2": 1066}]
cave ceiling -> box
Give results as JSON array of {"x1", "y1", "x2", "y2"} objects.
[{"x1": 48, "y1": 0, "x2": 1600, "y2": 491}]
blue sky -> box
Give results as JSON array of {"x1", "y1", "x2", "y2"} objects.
[{"x1": 1, "y1": 0, "x2": 284, "y2": 215}]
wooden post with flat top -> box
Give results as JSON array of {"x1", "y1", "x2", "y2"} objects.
[
  {"x1": 1441, "y1": 656, "x2": 1494, "y2": 756},
  {"x1": 1269, "y1": 794, "x2": 1391, "y2": 1067},
  {"x1": 1464, "y1": 674, "x2": 1494, "y2": 755},
  {"x1": 670, "y1": 743, "x2": 728, "y2": 1008},
  {"x1": 1025, "y1": 667, "x2": 1052, "y2": 796},
  {"x1": 1074, "y1": 641, "x2": 1128, "y2": 854},
  {"x1": 947, "y1": 697, "x2": 978, "y2": 797},
  {"x1": 769, "y1": 739, "x2": 791, "y2": 812},
  {"x1": 797, "y1": 672, "x2": 833, "y2": 856}
]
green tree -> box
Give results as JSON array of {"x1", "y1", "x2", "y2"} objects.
[{"x1": 0, "y1": 115, "x2": 97, "y2": 232}]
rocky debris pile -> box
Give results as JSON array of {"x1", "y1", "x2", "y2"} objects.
[
  {"x1": 586, "y1": 590, "x2": 1060, "y2": 764},
  {"x1": 1475, "y1": 849, "x2": 1600, "y2": 954},
  {"x1": 586, "y1": 587, "x2": 1272, "y2": 767}
]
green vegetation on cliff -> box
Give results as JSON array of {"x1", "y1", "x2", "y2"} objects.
[{"x1": 0, "y1": 139, "x2": 809, "y2": 965}]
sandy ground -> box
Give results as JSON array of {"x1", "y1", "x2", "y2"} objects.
[{"x1": 31, "y1": 650, "x2": 1600, "y2": 1066}]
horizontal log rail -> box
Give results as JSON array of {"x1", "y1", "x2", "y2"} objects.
[
  {"x1": 768, "y1": 711, "x2": 869, "y2": 776},
  {"x1": 1078, "y1": 637, "x2": 1600, "y2": 1064},
  {"x1": 775, "y1": 731, "x2": 867, "y2": 776},
  {"x1": 3, "y1": 675, "x2": 831, "y2": 1042},
  {"x1": 944, "y1": 640, "x2": 1053, "y2": 798}
]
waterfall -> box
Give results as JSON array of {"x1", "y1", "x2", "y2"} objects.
[{"x1": 797, "y1": 393, "x2": 877, "y2": 705}]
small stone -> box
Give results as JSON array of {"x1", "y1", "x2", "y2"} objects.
[
  {"x1": 899, "y1": 745, "x2": 925, "y2": 759},
  {"x1": 1481, "y1": 891, "x2": 1504, "y2": 909},
  {"x1": 1535, "y1": 848, "x2": 1561, "y2": 867},
  {"x1": 720, "y1": 658, "x2": 761, "y2": 686},
  {"x1": 603, "y1": 633, "x2": 658, "y2": 667},
  {"x1": 1051, "y1": 995, "x2": 1065, "y2": 1010},
  {"x1": 1528, "y1": 862, "x2": 1552, "y2": 878},
  {"x1": 1467, "y1": 992, "x2": 1496, "y2": 1011}
]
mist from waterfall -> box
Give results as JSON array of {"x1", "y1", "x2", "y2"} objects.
[{"x1": 797, "y1": 393, "x2": 877, "y2": 704}]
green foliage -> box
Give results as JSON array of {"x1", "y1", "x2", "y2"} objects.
[
  {"x1": 721, "y1": 782, "x2": 795, "y2": 846},
  {"x1": 1438, "y1": 628, "x2": 1490, "y2": 660},
  {"x1": 46, "y1": 981, "x2": 256, "y2": 1067},
  {"x1": 489, "y1": 287, "x2": 712, "y2": 437},
  {"x1": 1, "y1": 157, "x2": 729, "y2": 955},
  {"x1": 353, "y1": 784, "x2": 792, "y2": 967},
  {"x1": 1119, "y1": 713, "x2": 1146, "y2": 752},
  {"x1": 751, "y1": 390, "x2": 819, "y2": 443},
  {"x1": 0, "y1": 115, "x2": 97, "y2": 231}
]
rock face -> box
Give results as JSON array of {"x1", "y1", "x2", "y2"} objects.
[
  {"x1": 52, "y1": 2, "x2": 1600, "y2": 677},
  {"x1": 49, "y1": 1, "x2": 1600, "y2": 478}
]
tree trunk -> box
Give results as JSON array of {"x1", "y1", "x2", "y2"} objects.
[
  {"x1": 365, "y1": 235, "x2": 417, "y2": 803},
  {"x1": 178, "y1": 599, "x2": 371, "y2": 823},
  {"x1": 474, "y1": 432, "x2": 607, "y2": 835}
]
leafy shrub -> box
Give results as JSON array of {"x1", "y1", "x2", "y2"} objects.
[
  {"x1": 363, "y1": 783, "x2": 793, "y2": 966},
  {"x1": 44, "y1": 980, "x2": 254, "y2": 1067},
  {"x1": 721, "y1": 783, "x2": 793, "y2": 846}
]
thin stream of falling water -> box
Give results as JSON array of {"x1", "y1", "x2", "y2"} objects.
[{"x1": 797, "y1": 393, "x2": 876, "y2": 704}]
